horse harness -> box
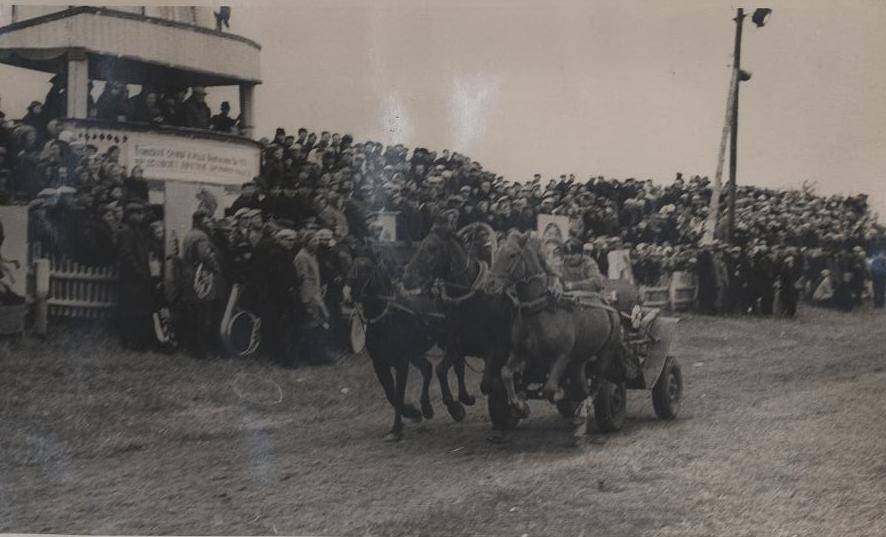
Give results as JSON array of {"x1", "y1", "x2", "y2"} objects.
[
  {"x1": 496, "y1": 243, "x2": 622, "y2": 318},
  {"x1": 436, "y1": 258, "x2": 489, "y2": 306},
  {"x1": 352, "y1": 263, "x2": 444, "y2": 326}
]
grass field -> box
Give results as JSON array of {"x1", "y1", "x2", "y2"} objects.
[{"x1": 2, "y1": 306, "x2": 886, "y2": 536}]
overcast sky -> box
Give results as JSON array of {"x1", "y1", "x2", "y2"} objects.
[{"x1": 2, "y1": 1, "x2": 885, "y2": 212}]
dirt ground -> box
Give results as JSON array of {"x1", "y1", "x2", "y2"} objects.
[{"x1": 2, "y1": 306, "x2": 886, "y2": 537}]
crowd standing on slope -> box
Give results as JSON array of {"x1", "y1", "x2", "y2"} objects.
[{"x1": 1, "y1": 81, "x2": 885, "y2": 363}]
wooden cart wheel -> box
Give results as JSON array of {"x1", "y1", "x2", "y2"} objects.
[
  {"x1": 488, "y1": 378, "x2": 520, "y2": 430},
  {"x1": 593, "y1": 380, "x2": 627, "y2": 432},
  {"x1": 652, "y1": 356, "x2": 682, "y2": 420}
]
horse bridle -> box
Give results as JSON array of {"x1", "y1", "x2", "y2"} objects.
[
  {"x1": 491, "y1": 245, "x2": 554, "y2": 311},
  {"x1": 351, "y1": 259, "x2": 425, "y2": 324},
  {"x1": 434, "y1": 238, "x2": 490, "y2": 305}
]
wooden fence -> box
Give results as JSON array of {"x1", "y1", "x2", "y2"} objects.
[
  {"x1": 638, "y1": 271, "x2": 697, "y2": 311},
  {"x1": 28, "y1": 244, "x2": 119, "y2": 327}
]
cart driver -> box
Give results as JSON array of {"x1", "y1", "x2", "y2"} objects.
[{"x1": 560, "y1": 239, "x2": 604, "y2": 296}]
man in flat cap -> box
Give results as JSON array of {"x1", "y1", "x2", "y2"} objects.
[{"x1": 293, "y1": 229, "x2": 333, "y2": 365}]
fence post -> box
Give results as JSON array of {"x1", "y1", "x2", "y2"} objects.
[{"x1": 34, "y1": 258, "x2": 50, "y2": 337}]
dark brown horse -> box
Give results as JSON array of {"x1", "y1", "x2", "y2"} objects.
[
  {"x1": 487, "y1": 232, "x2": 624, "y2": 418},
  {"x1": 345, "y1": 255, "x2": 438, "y2": 441},
  {"x1": 401, "y1": 223, "x2": 513, "y2": 423}
]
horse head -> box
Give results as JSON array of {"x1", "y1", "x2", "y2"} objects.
[
  {"x1": 487, "y1": 231, "x2": 547, "y2": 299},
  {"x1": 345, "y1": 255, "x2": 389, "y2": 306},
  {"x1": 402, "y1": 230, "x2": 466, "y2": 293}
]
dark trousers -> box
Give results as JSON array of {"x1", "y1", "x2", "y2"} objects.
[
  {"x1": 781, "y1": 290, "x2": 798, "y2": 317},
  {"x1": 697, "y1": 282, "x2": 717, "y2": 315},
  {"x1": 268, "y1": 310, "x2": 297, "y2": 366},
  {"x1": 182, "y1": 301, "x2": 219, "y2": 359},
  {"x1": 873, "y1": 276, "x2": 886, "y2": 309},
  {"x1": 294, "y1": 326, "x2": 332, "y2": 365},
  {"x1": 759, "y1": 288, "x2": 774, "y2": 315},
  {"x1": 118, "y1": 281, "x2": 154, "y2": 351},
  {"x1": 119, "y1": 311, "x2": 154, "y2": 351}
]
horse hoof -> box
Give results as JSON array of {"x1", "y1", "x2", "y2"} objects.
[
  {"x1": 384, "y1": 430, "x2": 403, "y2": 442},
  {"x1": 511, "y1": 401, "x2": 530, "y2": 419},
  {"x1": 459, "y1": 393, "x2": 476, "y2": 406},
  {"x1": 487, "y1": 433, "x2": 510, "y2": 444},
  {"x1": 421, "y1": 401, "x2": 435, "y2": 420},
  {"x1": 401, "y1": 404, "x2": 422, "y2": 422},
  {"x1": 447, "y1": 401, "x2": 466, "y2": 422}
]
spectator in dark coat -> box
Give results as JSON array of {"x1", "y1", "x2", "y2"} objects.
[
  {"x1": 778, "y1": 254, "x2": 800, "y2": 317},
  {"x1": 210, "y1": 101, "x2": 238, "y2": 132},
  {"x1": 42, "y1": 74, "x2": 67, "y2": 122},
  {"x1": 124, "y1": 166, "x2": 149, "y2": 202},
  {"x1": 116, "y1": 202, "x2": 154, "y2": 351},
  {"x1": 130, "y1": 91, "x2": 164, "y2": 124},
  {"x1": 22, "y1": 101, "x2": 44, "y2": 130},
  {"x1": 180, "y1": 87, "x2": 211, "y2": 129},
  {"x1": 180, "y1": 210, "x2": 224, "y2": 359},
  {"x1": 95, "y1": 81, "x2": 130, "y2": 121},
  {"x1": 259, "y1": 228, "x2": 299, "y2": 364}
]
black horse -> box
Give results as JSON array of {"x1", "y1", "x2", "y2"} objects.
[
  {"x1": 345, "y1": 254, "x2": 438, "y2": 441},
  {"x1": 401, "y1": 222, "x2": 514, "y2": 424}
]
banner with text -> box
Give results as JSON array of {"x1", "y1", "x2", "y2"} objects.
[{"x1": 129, "y1": 134, "x2": 259, "y2": 185}]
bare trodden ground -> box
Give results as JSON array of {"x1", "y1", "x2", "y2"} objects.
[{"x1": 2, "y1": 306, "x2": 886, "y2": 537}]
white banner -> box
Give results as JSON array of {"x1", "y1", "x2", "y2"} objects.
[
  {"x1": 130, "y1": 137, "x2": 258, "y2": 185},
  {"x1": 536, "y1": 214, "x2": 570, "y2": 243}
]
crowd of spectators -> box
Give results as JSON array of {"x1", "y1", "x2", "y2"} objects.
[
  {"x1": 2, "y1": 79, "x2": 886, "y2": 361},
  {"x1": 241, "y1": 126, "x2": 882, "y2": 316}
]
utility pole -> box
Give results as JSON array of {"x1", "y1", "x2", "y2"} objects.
[{"x1": 727, "y1": 8, "x2": 745, "y2": 243}]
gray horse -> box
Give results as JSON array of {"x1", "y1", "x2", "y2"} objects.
[{"x1": 487, "y1": 232, "x2": 624, "y2": 419}]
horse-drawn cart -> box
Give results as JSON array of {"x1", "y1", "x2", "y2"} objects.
[{"x1": 487, "y1": 279, "x2": 684, "y2": 433}]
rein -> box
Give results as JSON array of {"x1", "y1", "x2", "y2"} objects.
[
  {"x1": 361, "y1": 296, "x2": 426, "y2": 324},
  {"x1": 352, "y1": 261, "x2": 431, "y2": 325}
]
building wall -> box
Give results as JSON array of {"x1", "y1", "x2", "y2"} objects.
[{"x1": 10, "y1": 5, "x2": 215, "y2": 29}]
